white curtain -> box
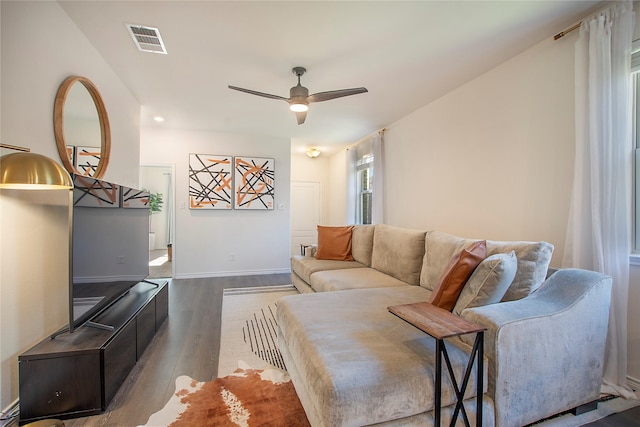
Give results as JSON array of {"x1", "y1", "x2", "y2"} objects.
[
  {"x1": 372, "y1": 132, "x2": 385, "y2": 224},
  {"x1": 346, "y1": 147, "x2": 357, "y2": 225},
  {"x1": 563, "y1": 1, "x2": 635, "y2": 398}
]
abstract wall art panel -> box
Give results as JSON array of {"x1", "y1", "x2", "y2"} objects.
[
  {"x1": 75, "y1": 146, "x2": 101, "y2": 177},
  {"x1": 73, "y1": 175, "x2": 120, "y2": 208},
  {"x1": 189, "y1": 153, "x2": 233, "y2": 209},
  {"x1": 66, "y1": 145, "x2": 76, "y2": 168},
  {"x1": 234, "y1": 156, "x2": 274, "y2": 210},
  {"x1": 122, "y1": 187, "x2": 150, "y2": 209}
]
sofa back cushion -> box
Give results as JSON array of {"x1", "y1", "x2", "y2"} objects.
[
  {"x1": 351, "y1": 225, "x2": 376, "y2": 267},
  {"x1": 371, "y1": 224, "x2": 426, "y2": 285},
  {"x1": 421, "y1": 230, "x2": 554, "y2": 301}
]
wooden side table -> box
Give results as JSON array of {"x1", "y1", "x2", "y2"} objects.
[{"x1": 388, "y1": 302, "x2": 486, "y2": 427}]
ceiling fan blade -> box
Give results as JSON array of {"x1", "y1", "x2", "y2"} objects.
[
  {"x1": 228, "y1": 85, "x2": 288, "y2": 101},
  {"x1": 307, "y1": 87, "x2": 368, "y2": 103},
  {"x1": 295, "y1": 111, "x2": 307, "y2": 125}
]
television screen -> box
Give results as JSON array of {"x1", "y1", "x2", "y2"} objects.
[{"x1": 70, "y1": 175, "x2": 149, "y2": 332}]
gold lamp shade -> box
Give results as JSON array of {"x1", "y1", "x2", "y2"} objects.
[{"x1": 0, "y1": 152, "x2": 73, "y2": 190}]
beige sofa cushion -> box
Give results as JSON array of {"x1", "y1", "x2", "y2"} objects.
[
  {"x1": 371, "y1": 224, "x2": 426, "y2": 286},
  {"x1": 351, "y1": 225, "x2": 375, "y2": 267},
  {"x1": 421, "y1": 231, "x2": 553, "y2": 301},
  {"x1": 453, "y1": 251, "x2": 517, "y2": 316},
  {"x1": 310, "y1": 267, "x2": 410, "y2": 292},
  {"x1": 290, "y1": 255, "x2": 365, "y2": 283},
  {"x1": 277, "y1": 286, "x2": 488, "y2": 427}
]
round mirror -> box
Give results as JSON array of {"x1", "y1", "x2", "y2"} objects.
[{"x1": 54, "y1": 76, "x2": 111, "y2": 179}]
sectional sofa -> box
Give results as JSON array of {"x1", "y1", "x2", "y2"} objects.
[{"x1": 277, "y1": 224, "x2": 612, "y2": 427}]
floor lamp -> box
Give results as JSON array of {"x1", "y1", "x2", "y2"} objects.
[
  {"x1": 0, "y1": 143, "x2": 72, "y2": 427},
  {"x1": 0, "y1": 142, "x2": 74, "y2": 324}
]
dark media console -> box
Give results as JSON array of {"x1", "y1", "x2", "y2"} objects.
[{"x1": 18, "y1": 280, "x2": 168, "y2": 424}]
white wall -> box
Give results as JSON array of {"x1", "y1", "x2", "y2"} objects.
[
  {"x1": 0, "y1": 1, "x2": 140, "y2": 409},
  {"x1": 140, "y1": 127, "x2": 291, "y2": 278},
  {"x1": 383, "y1": 36, "x2": 575, "y2": 267},
  {"x1": 327, "y1": 149, "x2": 351, "y2": 225}
]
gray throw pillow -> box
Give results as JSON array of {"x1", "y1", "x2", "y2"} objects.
[{"x1": 453, "y1": 251, "x2": 517, "y2": 316}]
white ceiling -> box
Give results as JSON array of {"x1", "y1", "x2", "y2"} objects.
[{"x1": 59, "y1": 0, "x2": 603, "y2": 155}]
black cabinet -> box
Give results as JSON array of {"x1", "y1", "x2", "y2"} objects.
[{"x1": 18, "y1": 281, "x2": 168, "y2": 424}]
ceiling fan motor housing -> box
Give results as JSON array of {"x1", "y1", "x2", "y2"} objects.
[{"x1": 289, "y1": 76, "x2": 309, "y2": 111}]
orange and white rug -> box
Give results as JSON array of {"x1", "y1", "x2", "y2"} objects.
[{"x1": 139, "y1": 361, "x2": 309, "y2": 427}]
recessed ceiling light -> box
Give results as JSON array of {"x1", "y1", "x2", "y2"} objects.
[{"x1": 154, "y1": 116, "x2": 165, "y2": 123}]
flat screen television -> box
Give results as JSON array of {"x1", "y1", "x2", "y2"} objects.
[{"x1": 66, "y1": 174, "x2": 150, "y2": 334}]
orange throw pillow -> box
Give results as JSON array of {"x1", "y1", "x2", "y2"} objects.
[
  {"x1": 429, "y1": 240, "x2": 487, "y2": 311},
  {"x1": 316, "y1": 226, "x2": 354, "y2": 261}
]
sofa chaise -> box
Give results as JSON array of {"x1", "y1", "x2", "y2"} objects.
[{"x1": 277, "y1": 224, "x2": 612, "y2": 427}]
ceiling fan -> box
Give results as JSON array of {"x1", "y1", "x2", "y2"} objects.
[{"x1": 228, "y1": 67, "x2": 368, "y2": 125}]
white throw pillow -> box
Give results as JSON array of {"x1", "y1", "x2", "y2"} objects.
[{"x1": 453, "y1": 251, "x2": 517, "y2": 316}]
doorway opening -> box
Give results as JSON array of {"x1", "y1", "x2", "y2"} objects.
[{"x1": 141, "y1": 164, "x2": 175, "y2": 279}]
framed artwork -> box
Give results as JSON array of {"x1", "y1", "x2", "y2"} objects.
[
  {"x1": 75, "y1": 146, "x2": 101, "y2": 177},
  {"x1": 234, "y1": 156, "x2": 274, "y2": 210},
  {"x1": 73, "y1": 175, "x2": 120, "y2": 208},
  {"x1": 121, "y1": 187, "x2": 150, "y2": 209},
  {"x1": 189, "y1": 153, "x2": 233, "y2": 209}
]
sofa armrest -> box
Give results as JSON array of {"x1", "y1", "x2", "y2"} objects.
[{"x1": 461, "y1": 268, "x2": 612, "y2": 427}]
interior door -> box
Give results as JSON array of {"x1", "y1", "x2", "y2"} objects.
[{"x1": 291, "y1": 181, "x2": 321, "y2": 257}]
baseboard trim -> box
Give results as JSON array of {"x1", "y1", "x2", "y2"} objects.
[
  {"x1": 627, "y1": 375, "x2": 640, "y2": 391},
  {"x1": 174, "y1": 268, "x2": 291, "y2": 279}
]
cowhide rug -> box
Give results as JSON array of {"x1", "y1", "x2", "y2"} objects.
[{"x1": 139, "y1": 361, "x2": 310, "y2": 427}]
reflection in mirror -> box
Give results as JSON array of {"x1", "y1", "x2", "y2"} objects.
[
  {"x1": 64, "y1": 83, "x2": 102, "y2": 175},
  {"x1": 54, "y1": 76, "x2": 111, "y2": 179}
]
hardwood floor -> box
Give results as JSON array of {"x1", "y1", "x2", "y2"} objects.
[
  {"x1": 583, "y1": 404, "x2": 640, "y2": 426},
  {"x1": 63, "y1": 273, "x2": 292, "y2": 427},
  {"x1": 11, "y1": 272, "x2": 640, "y2": 427}
]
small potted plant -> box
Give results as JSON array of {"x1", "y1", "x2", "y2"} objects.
[
  {"x1": 149, "y1": 191, "x2": 163, "y2": 215},
  {"x1": 146, "y1": 190, "x2": 163, "y2": 250}
]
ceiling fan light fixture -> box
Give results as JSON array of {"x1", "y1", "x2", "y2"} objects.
[{"x1": 289, "y1": 102, "x2": 308, "y2": 112}]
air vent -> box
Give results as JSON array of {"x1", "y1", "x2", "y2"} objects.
[{"x1": 126, "y1": 24, "x2": 167, "y2": 54}]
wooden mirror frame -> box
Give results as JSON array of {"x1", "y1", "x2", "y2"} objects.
[{"x1": 54, "y1": 75, "x2": 111, "y2": 179}]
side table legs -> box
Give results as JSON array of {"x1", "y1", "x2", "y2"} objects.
[{"x1": 434, "y1": 331, "x2": 484, "y2": 427}]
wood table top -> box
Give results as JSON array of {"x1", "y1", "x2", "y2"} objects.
[{"x1": 388, "y1": 302, "x2": 486, "y2": 339}]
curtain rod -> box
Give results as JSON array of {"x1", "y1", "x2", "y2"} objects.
[
  {"x1": 346, "y1": 128, "x2": 386, "y2": 150},
  {"x1": 554, "y1": 22, "x2": 581, "y2": 40}
]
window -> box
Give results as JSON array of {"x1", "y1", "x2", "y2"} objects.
[
  {"x1": 352, "y1": 140, "x2": 374, "y2": 225},
  {"x1": 356, "y1": 152, "x2": 373, "y2": 224}
]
